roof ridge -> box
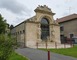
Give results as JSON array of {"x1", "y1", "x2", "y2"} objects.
[
  {"x1": 14, "y1": 15, "x2": 36, "y2": 28},
  {"x1": 56, "y1": 13, "x2": 77, "y2": 23},
  {"x1": 58, "y1": 13, "x2": 77, "y2": 20}
]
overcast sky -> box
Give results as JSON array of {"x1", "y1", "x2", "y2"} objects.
[{"x1": 0, "y1": 0, "x2": 77, "y2": 26}]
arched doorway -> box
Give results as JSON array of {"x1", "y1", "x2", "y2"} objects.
[{"x1": 41, "y1": 18, "x2": 49, "y2": 41}]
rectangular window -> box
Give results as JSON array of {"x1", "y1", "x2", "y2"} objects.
[
  {"x1": 23, "y1": 30, "x2": 25, "y2": 33},
  {"x1": 70, "y1": 34, "x2": 74, "y2": 38},
  {"x1": 20, "y1": 31, "x2": 22, "y2": 34},
  {"x1": 60, "y1": 26, "x2": 64, "y2": 31}
]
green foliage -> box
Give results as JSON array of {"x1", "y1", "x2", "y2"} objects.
[
  {"x1": 8, "y1": 52, "x2": 28, "y2": 60},
  {"x1": 0, "y1": 34, "x2": 15, "y2": 60},
  {"x1": 49, "y1": 46, "x2": 77, "y2": 58},
  {"x1": 40, "y1": 45, "x2": 77, "y2": 58},
  {"x1": 0, "y1": 14, "x2": 6, "y2": 34}
]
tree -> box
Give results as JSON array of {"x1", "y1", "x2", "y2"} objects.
[
  {"x1": 0, "y1": 14, "x2": 16, "y2": 60},
  {"x1": 0, "y1": 14, "x2": 6, "y2": 34}
]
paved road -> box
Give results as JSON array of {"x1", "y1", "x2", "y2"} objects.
[{"x1": 16, "y1": 48, "x2": 77, "y2": 60}]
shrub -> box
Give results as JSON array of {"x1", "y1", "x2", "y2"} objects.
[{"x1": 0, "y1": 34, "x2": 15, "y2": 60}]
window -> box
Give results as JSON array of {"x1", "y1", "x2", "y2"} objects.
[
  {"x1": 41, "y1": 18, "x2": 49, "y2": 40},
  {"x1": 60, "y1": 26, "x2": 64, "y2": 31},
  {"x1": 20, "y1": 31, "x2": 22, "y2": 34},
  {"x1": 23, "y1": 30, "x2": 25, "y2": 33},
  {"x1": 70, "y1": 34, "x2": 74, "y2": 38}
]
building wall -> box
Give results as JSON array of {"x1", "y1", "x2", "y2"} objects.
[
  {"x1": 11, "y1": 13, "x2": 61, "y2": 48},
  {"x1": 53, "y1": 25, "x2": 60, "y2": 43},
  {"x1": 11, "y1": 27, "x2": 16, "y2": 37},
  {"x1": 11, "y1": 23, "x2": 26, "y2": 47},
  {"x1": 60, "y1": 19, "x2": 77, "y2": 38},
  {"x1": 11, "y1": 5, "x2": 61, "y2": 48},
  {"x1": 25, "y1": 22, "x2": 38, "y2": 47}
]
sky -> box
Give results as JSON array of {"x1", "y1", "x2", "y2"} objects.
[{"x1": 0, "y1": 0, "x2": 77, "y2": 26}]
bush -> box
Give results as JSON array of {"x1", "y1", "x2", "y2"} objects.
[{"x1": 0, "y1": 34, "x2": 15, "y2": 60}]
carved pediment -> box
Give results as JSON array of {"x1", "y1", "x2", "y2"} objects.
[{"x1": 34, "y1": 5, "x2": 55, "y2": 15}]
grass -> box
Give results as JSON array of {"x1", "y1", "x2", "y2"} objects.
[
  {"x1": 40, "y1": 45, "x2": 77, "y2": 58},
  {"x1": 8, "y1": 52, "x2": 29, "y2": 60}
]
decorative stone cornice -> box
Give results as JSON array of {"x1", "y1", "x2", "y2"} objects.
[
  {"x1": 26, "y1": 21, "x2": 40, "y2": 24},
  {"x1": 50, "y1": 23, "x2": 59, "y2": 26},
  {"x1": 34, "y1": 5, "x2": 55, "y2": 15}
]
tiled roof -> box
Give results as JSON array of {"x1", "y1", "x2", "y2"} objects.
[{"x1": 56, "y1": 14, "x2": 77, "y2": 23}]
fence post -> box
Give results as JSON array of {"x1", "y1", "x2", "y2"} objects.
[
  {"x1": 72, "y1": 41, "x2": 74, "y2": 47},
  {"x1": 71, "y1": 43, "x2": 74, "y2": 47},
  {"x1": 48, "y1": 50, "x2": 50, "y2": 60},
  {"x1": 70, "y1": 40, "x2": 73, "y2": 48},
  {"x1": 46, "y1": 42, "x2": 47, "y2": 49},
  {"x1": 72, "y1": 43, "x2": 74, "y2": 47},
  {"x1": 55, "y1": 42, "x2": 57, "y2": 49},
  {"x1": 70, "y1": 42, "x2": 72, "y2": 48}
]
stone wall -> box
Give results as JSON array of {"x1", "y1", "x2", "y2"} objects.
[
  {"x1": 26, "y1": 22, "x2": 38, "y2": 47},
  {"x1": 53, "y1": 25, "x2": 60, "y2": 43}
]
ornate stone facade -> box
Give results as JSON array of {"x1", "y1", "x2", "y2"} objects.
[{"x1": 11, "y1": 5, "x2": 60, "y2": 48}]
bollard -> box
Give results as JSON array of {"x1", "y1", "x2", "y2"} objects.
[{"x1": 48, "y1": 50, "x2": 50, "y2": 60}]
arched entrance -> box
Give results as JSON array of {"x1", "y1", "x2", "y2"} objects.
[{"x1": 41, "y1": 18, "x2": 49, "y2": 41}]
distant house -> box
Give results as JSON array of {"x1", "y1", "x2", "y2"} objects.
[
  {"x1": 56, "y1": 14, "x2": 77, "y2": 44},
  {"x1": 11, "y1": 5, "x2": 60, "y2": 48}
]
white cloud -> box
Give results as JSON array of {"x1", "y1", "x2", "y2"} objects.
[
  {"x1": 0, "y1": 0, "x2": 31, "y2": 16},
  {"x1": 0, "y1": 0, "x2": 77, "y2": 25}
]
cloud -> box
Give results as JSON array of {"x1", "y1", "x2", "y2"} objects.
[{"x1": 0, "y1": 0, "x2": 31, "y2": 16}]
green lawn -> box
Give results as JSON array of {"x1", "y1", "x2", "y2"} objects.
[
  {"x1": 40, "y1": 45, "x2": 77, "y2": 58},
  {"x1": 9, "y1": 52, "x2": 29, "y2": 60}
]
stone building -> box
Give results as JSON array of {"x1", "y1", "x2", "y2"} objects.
[
  {"x1": 11, "y1": 5, "x2": 60, "y2": 48},
  {"x1": 56, "y1": 14, "x2": 77, "y2": 44}
]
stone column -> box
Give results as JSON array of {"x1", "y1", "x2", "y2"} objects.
[
  {"x1": 37, "y1": 23, "x2": 41, "y2": 42},
  {"x1": 50, "y1": 24, "x2": 55, "y2": 42}
]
